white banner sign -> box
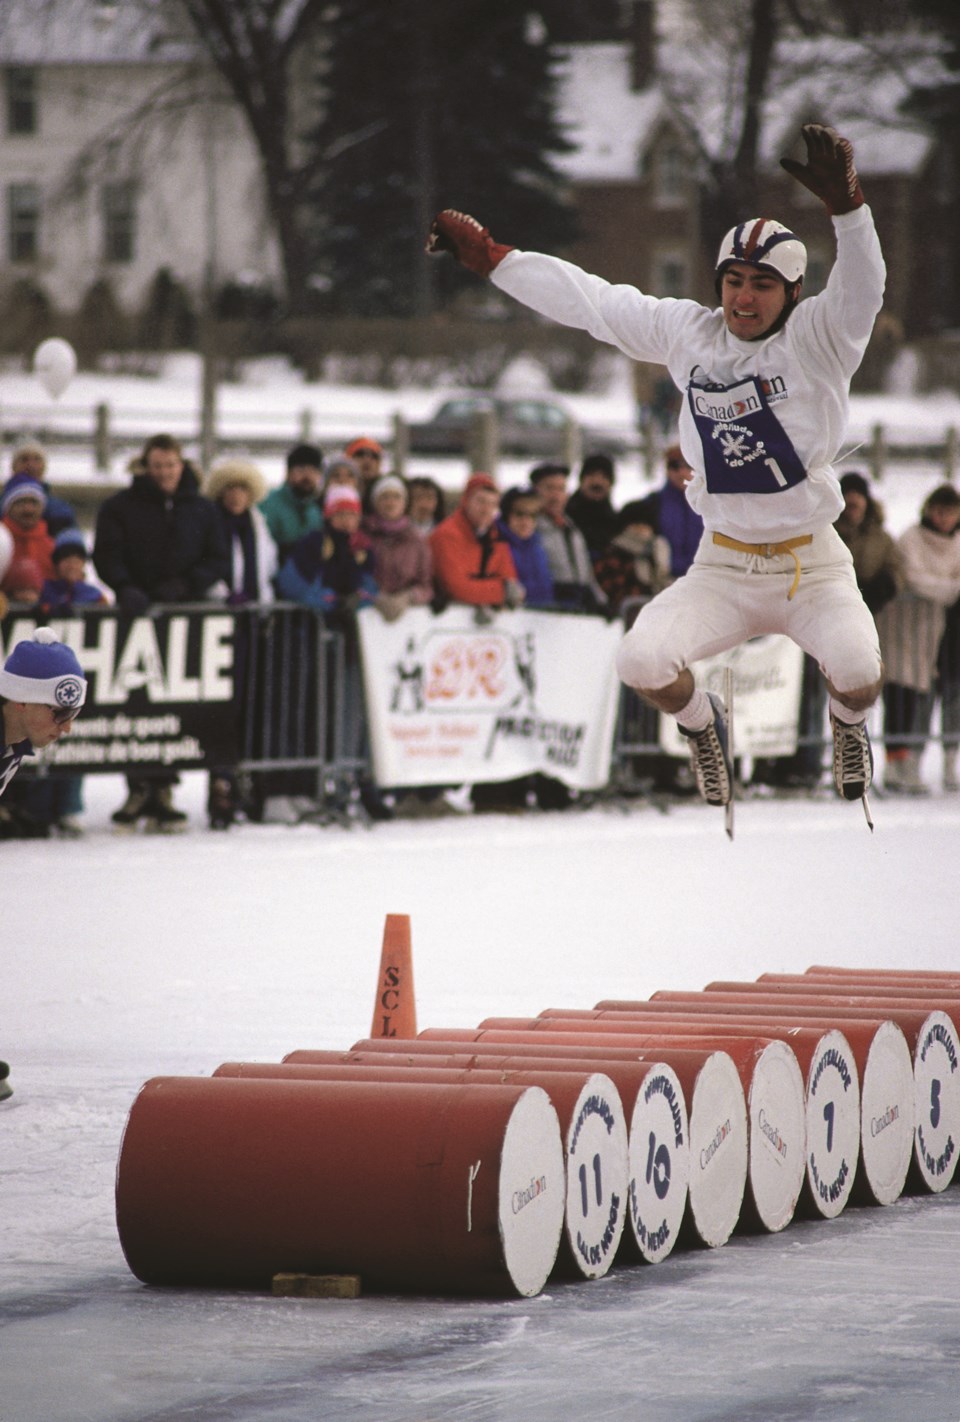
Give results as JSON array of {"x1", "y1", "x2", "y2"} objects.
[
  {"x1": 659, "y1": 635, "x2": 806, "y2": 759},
  {"x1": 358, "y1": 606, "x2": 623, "y2": 789}
]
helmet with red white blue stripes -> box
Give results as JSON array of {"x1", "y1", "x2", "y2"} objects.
[{"x1": 716, "y1": 218, "x2": 807, "y2": 284}]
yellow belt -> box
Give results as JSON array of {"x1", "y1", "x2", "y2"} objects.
[{"x1": 712, "y1": 532, "x2": 813, "y2": 601}]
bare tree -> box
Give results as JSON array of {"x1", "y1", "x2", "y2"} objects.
[
  {"x1": 658, "y1": 0, "x2": 940, "y2": 249},
  {"x1": 174, "y1": 0, "x2": 328, "y2": 311}
]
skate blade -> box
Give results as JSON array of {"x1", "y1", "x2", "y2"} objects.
[
  {"x1": 723, "y1": 666, "x2": 735, "y2": 842},
  {"x1": 862, "y1": 792, "x2": 874, "y2": 832}
]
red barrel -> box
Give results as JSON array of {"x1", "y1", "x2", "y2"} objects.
[
  {"x1": 650, "y1": 992, "x2": 915, "y2": 1207},
  {"x1": 338, "y1": 1033, "x2": 747, "y2": 1250},
  {"x1": 475, "y1": 1019, "x2": 849, "y2": 1223},
  {"x1": 213, "y1": 1061, "x2": 628, "y2": 1283},
  {"x1": 806, "y1": 966, "x2": 960, "y2": 983},
  {"x1": 534, "y1": 1025, "x2": 804, "y2": 1233},
  {"x1": 116, "y1": 1077, "x2": 565, "y2": 1298},
  {"x1": 287, "y1": 1045, "x2": 691, "y2": 1267}
]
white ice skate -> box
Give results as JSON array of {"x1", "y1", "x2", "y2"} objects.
[
  {"x1": 830, "y1": 714, "x2": 874, "y2": 830},
  {"x1": 679, "y1": 685, "x2": 734, "y2": 838}
]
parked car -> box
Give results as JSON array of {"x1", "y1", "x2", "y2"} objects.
[{"x1": 407, "y1": 395, "x2": 628, "y2": 458}]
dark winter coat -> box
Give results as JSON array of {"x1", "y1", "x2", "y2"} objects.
[
  {"x1": 93, "y1": 464, "x2": 229, "y2": 605},
  {"x1": 276, "y1": 527, "x2": 378, "y2": 612},
  {"x1": 566, "y1": 489, "x2": 619, "y2": 559}
]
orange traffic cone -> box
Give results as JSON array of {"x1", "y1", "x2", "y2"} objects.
[{"x1": 369, "y1": 914, "x2": 417, "y2": 1039}]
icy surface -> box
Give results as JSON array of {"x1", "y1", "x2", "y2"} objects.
[
  {"x1": 3, "y1": 776, "x2": 960, "y2": 1420},
  {"x1": 3, "y1": 371, "x2": 960, "y2": 1416}
]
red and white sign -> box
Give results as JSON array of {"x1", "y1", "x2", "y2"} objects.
[{"x1": 358, "y1": 606, "x2": 623, "y2": 789}]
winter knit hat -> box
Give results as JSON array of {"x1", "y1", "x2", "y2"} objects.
[
  {"x1": 461, "y1": 472, "x2": 499, "y2": 504},
  {"x1": 370, "y1": 475, "x2": 407, "y2": 506},
  {"x1": 286, "y1": 443, "x2": 323, "y2": 472},
  {"x1": 840, "y1": 472, "x2": 870, "y2": 500},
  {"x1": 0, "y1": 627, "x2": 86, "y2": 710},
  {"x1": 324, "y1": 484, "x2": 362, "y2": 515},
  {"x1": 11, "y1": 441, "x2": 48, "y2": 472},
  {"x1": 1, "y1": 478, "x2": 46, "y2": 517},
  {"x1": 52, "y1": 528, "x2": 88, "y2": 563},
  {"x1": 345, "y1": 436, "x2": 383, "y2": 459},
  {"x1": 579, "y1": 453, "x2": 615, "y2": 484}
]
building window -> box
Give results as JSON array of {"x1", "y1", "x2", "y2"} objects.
[
  {"x1": 6, "y1": 67, "x2": 38, "y2": 135},
  {"x1": 653, "y1": 141, "x2": 688, "y2": 207},
  {"x1": 102, "y1": 181, "x2": 137, "y2": 263},
  {"x1": 651, "y1": 251, "x2": 688, "y2": 298},
  {"x1": 7, "y1": 183, "x2": 40, "y2": 262}
]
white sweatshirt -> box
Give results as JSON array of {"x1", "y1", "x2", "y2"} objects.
[{"x1": 492, "y1": 206, "x2": 885, "y2": 544}]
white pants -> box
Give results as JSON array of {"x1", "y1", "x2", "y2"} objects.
[{"x1": 615, "y1": 525, "x2": 882, "y2": 696}]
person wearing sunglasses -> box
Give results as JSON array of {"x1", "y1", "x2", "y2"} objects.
[
  {"x1": 0, "y1": 626, "x2": 86, "y2": 801},
  {"x1": 0, "y1": 627, "x2": 86, "y2": 1102}
]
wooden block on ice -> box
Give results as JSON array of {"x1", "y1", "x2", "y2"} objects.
[{"x1": 271, "y1": 1272, "x2": 361, "y2": 1299}]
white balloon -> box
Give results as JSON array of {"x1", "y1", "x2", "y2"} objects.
[{"x1": 33, "y1": 337, "x2": 77, "y2": 399}]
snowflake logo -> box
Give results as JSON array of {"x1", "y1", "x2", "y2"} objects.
[
  {"x1": 719, "y1": 430, "x2": 748, "y2": 460},
  {"x1": 711, "y1": 421, "x2": 765, "y2": 467}
]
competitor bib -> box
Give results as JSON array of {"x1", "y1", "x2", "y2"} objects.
[{"x1": 687, "y1": 372, "x2": 807, "y2": 495}]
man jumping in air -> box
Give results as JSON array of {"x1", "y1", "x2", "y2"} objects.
[{"x1": 426, "y1": 124, "x2": 884, "y2": 817}]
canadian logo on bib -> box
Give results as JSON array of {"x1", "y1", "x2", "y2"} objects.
[{"x1": 687, "y1": 371, "x2": 806, "y2": 495}]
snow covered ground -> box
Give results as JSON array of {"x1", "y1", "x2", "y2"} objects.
[
  {"x1": 3, "y1": 363, "x2": 960, "y2": 1419},
  {"x1": 3, "y1": 775, "x2": 960, "y2": 1421}
]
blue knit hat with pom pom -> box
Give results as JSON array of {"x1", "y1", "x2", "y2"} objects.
[{"x1": 0, "y1": 628, "x2": 86, "y2": 711}]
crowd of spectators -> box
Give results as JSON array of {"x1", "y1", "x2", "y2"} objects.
[{"x1": 2, "y1": 430, "x2": 959, "y2": 834}]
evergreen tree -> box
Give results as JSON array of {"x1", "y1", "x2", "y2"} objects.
[{"x1": 307, "y1": 1, "x2": 578, "y2": 317}]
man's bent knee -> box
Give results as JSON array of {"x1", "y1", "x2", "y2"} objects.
[
  {"x1": 827, "y1": 674, "x2": 883, "y2": 715},
  {"x1": 637, "y1": 670, "x2": 694, "y2": 716}
]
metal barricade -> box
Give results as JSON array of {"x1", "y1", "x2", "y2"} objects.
[{"x1": 232, "y1": 603, "x2": 367, "y2": 801}]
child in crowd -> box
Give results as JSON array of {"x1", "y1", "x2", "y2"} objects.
[
  {"x1": 276, "y1": 485, "x2": 378, "y2": 612},
  {"x1": 363, "y1": 475, "x2": 433, "y2": 620},
  {"x1": 323, "y1": 453, "x2": 362, "y2": 496},
  {"x1": 1, "y1": 480, "x2": 55, "y2": 589},
  {"x1": 11, "y1": 533, "x2": 102, "y2": 837},
  {"x1": 496, "y1": 487, "x2": 554, "y2": 607},
  {"x1": 40, "y1": 529, "x2": 110, "y2": 613}
]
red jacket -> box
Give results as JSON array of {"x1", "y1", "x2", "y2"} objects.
[
  {"x1": 429, "y1": 508, "x2": 517, "y2": 606},
  {"x1": 1, "y1": 516, "x2": 55, "y2": 586}
]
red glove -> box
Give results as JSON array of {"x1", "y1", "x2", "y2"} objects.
[
  {"x1": 780, "y1": 124, "x2": 863, "y2": 215},
  {"x1": 425, "y1": 209, "x2": 514, "y2": 277}
]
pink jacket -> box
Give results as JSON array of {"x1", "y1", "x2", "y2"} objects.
[{"x1": 363, "y1": 515, "x2": 434, "y2": 602}]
